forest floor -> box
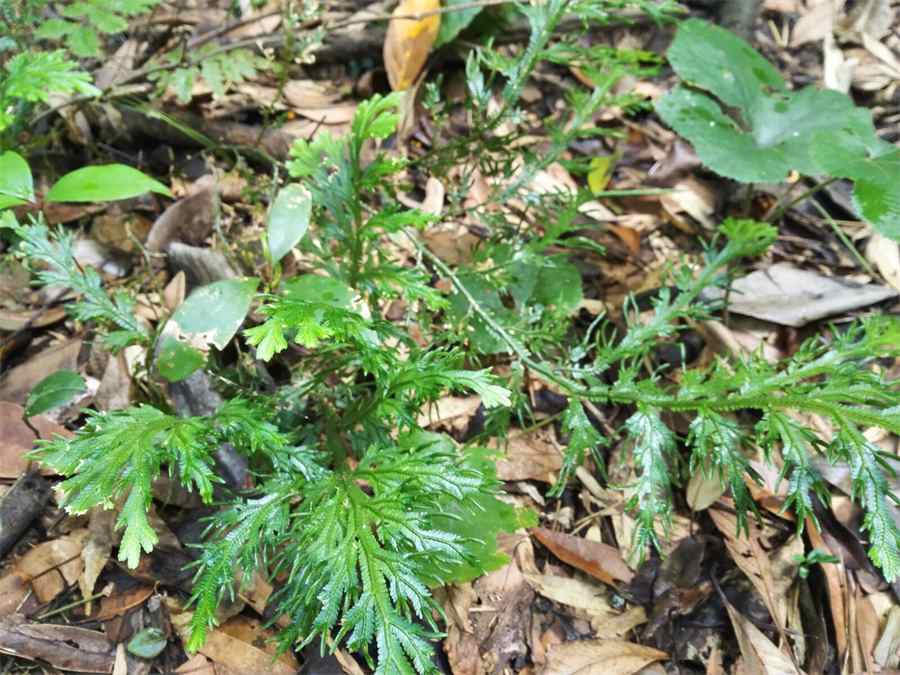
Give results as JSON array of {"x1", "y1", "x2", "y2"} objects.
[{"x1": 2, "y1": 0, "x2": 900, "y2": 674}]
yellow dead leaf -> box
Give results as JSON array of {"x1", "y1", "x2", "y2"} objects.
[{"x1": 384, "y1": 0, "x2": 441, "y2": 91}]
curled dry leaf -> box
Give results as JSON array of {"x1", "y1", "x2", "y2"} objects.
[
  {"x1": 384, "y1": 0, "x2": 441, "y2": 91},
  {"x1": 532, "y1": 527, "x2": 634, "y2": 587},
  {"x1": 541, "y1": 639, "x2": 667, "y2": 675}
]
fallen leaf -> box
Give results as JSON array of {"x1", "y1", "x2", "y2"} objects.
[
  {"x1": 176, "y1": 654, "x2": 216, "y2": 675},
  {"x1": 532, "y1": 527, "x2": 634, "y2": 586},
  {"x1": 0, "y1": 338, "x2": 83, "y2": 405},
  {"x1": 493, "y1": 428, "x2": 562, "y2": 484},
  {"x1": 93, "y1": 584, "x2": 154, "y2": 622},
  {"x1": 701, "y1": 263, "x2": 897, "y2": 327},
  {"x1": 384, "y1": 0, "x2": 441, "y2": 91},
  {"x1": 0, "y1": 401, "x2": 70, "y2": 478},
  {"x1": 17, "y1": 529, "x2": 88, "y2": 603},
  {"x1": 80, "y1": 507, "x2": 116, "y2": 615},
  {"x1": 875, "y1": 606, "x2": 900, "y2": 668},
  {"x1": 0, "y1": 613, "x2": 115, "y2": 673},
  {"x1": 719, "y1": 589, "x2": 802, "y2": 675},
  {"x1": 541, "y1": 639, "x2": 667, "y2": 675},
  {"x1": 168, "y1": 599, "x2": 296, "y2": 675},
  {"x1": 867, "y1": 232, "x2": 900, "y2": 292}
]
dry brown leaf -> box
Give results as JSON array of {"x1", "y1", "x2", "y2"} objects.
[
  {"x1": 720, "y1": 590, "x2": 802, "y2": 675},
  {"x1": 541, "y1": 639, "x2": 667, "y2": 675},
  {"x1": 0, "y1": 338, "x2": 83, "y2": 405},
  {"x1": 493, "y1": 428, "x2": 563, "y2": 484},
  {"x1": 0, "y1": 402, "x2": 70, "y2": 478},
  {"x1": 686, "y1": 470, "x2": 726, "y2": 512},
  {"x1": 709, "y1": 503, "x2": 802, "y2": 634},
  {"x1": 875, "y1": 606, "x2": 900, "y2": 668},
  {"x1": 417, "y1": 396, "x2": 481, "y2": 430},
  {"x1": 0, "y1": 613, "x2": 115, "y2": 673},
  {"x1": 17, "y1": 529, "x2": 88, "y2": 603},
  {"x1": 92, "y1": 584, "x2": 154, "y2": 622},
  {"x1": 176, "y1": 653, "x2": 216, "y2": 675},
  {"x1": 806, "y1": 518, "x2": 849, "y2": 662},
  {"x1": 384, "y1": 0, "x2": 440, "y2": 91},
  {"x1": 524, "y1": 573, "x2": 615, "y2": 616},
  {"x1": 168, "y1": 599, "x2": 296, "y2": 675},
  {"x1": 0, "y1": 569, "x2": 30, "y2": 616},
  {"x1": 79, "y1": 507, "x2": 116, "y2": 615},
  {"x1": 532, "y1": 527, "x2": 634, "y2": 587}
]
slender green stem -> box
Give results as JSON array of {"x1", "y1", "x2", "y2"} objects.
[
  {"x1": 766, "y1": 177, "x2": 839, "y2": 223},
  {"x1": 809, "y1": 198, "x2": 877, "y2": 277}
]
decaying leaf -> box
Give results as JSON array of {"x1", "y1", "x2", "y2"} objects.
[
  {"x1": 384, "y1": 0, "x2": 441, "y2": 91},
  {"x1": 0, "y1": 613, "x2": 115, "y2": 673},
  {"x1": 719, "y1": 589, "x2": 802, "y2": 675},
  {"x1": 542, "y1": 639, "x2": 668, "y2": 675},
  {"x1": 532, "y1": 527, "x2": 634, "y2": 587}
]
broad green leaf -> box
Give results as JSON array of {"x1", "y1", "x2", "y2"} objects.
[
  {"x1": 25, "y1": 369, "x2": 86, "y2": 417},
  {"x1": 656, "y1": 85, "x2": 869, "y2": 183},
  {"x1": 0, "y1": 151, "x2": 34, "y2": 209},
  {"x1": 156, "y1": 335, "x2": 206, "y2": 382},
  {"x1": 435, "y1": 0, "x2": 483, "y2": 47},
  {"x1": 267, "y1": 184, "x2": 312, "y2": 263},
  {"x1": 127, "y1": 627, "x2": 167, "y2": 659},
  {"x1": 46, "y1": 165, "x2": 172, "y2": 203},
  {"x1": 170, "y1": 278, "x2": 259, "y2": 351},
  {"x1": 283, "y1": 274, "x2": 352, "y2": 307},
  {"x1": 665, "y1": 18, "x2": 785, "y2": 111},
  {"x1": 812, "y1": 132, "x2": 900, "y2": 240}
]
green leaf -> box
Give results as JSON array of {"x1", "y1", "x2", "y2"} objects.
[
  {"x1": 435, "y1": 0, "x2": 483, "y2": 47},
  {"x1": 0, "y1": 151, "x2": 34, "y2": 209},
  {"x1": 812, "y1": 133, "x2": 900, "y2": 240},
  {"x1": 656, "y1": 85, "x2": 868, "y2": 183},
  {"x1": 25, "y1": 369, "x2": 86, "y2": 417},
  {"x1": 284, "y1": 274, "x2": 352, "y2": 307},
  {"x1": 46, "y1": 165, "x2": 172, "y2": 203},
  {"x1": 35, "y1": 18, "x2": 77, "y2": 40},
  {"x1": 156, "y1": 335, "x2": 206, "y2": 382},
  {"x1": 66, "y1": 25, "x2": 101, "y2": 57},
  {"x1": 170, "y1": 278, "x2": 259, "y2": 351},
  {"x1": 127, "y1": 627, "x2": 167, "y2": 659},
  {"x1": 665, "y1": 18, "x2": 785, "y2": 112},
  {"x1": 267, "y1": 184, "x2": 312, "y2": 263},
  {"x1": 533, "y1": 258, "x2": 583, "y2": 313}
]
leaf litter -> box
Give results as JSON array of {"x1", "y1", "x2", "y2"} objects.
[{"x1": 2, "y1": 1, "x2": 900, "y2": 674}]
